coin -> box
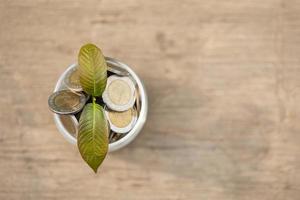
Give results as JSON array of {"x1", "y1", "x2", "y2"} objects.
[
  {"x1": 59, "y1": 115, "x2": 78, "y2": 137},
  {"x1": 104, "y1": 106, "x2": 137, "y2": 134},
  {"x1": 64, "y1": 67, "x2": 82, "y2": 92},
  {"x1": 48, "y1": 90, "x2": 86, "y2": 114},
  {"x1": 107, "y1": 64, "x2": 129, "y2": 76},
  {"x1": 135, "y1": 85, "x2": 141, "y2": 115},
  {"x1": 102, "y1": 75, "x2": 136, "y2": 111},
  {"x1": 109, "y1": 131, "x2": 123, "y2": 143}
]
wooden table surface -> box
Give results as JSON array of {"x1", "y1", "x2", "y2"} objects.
[{"x1": 1, "y1": 0, "x2": 300, "y2": 199}]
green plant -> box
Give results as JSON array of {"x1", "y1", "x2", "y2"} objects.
[{"x1": 77, "y1": 43, "x2": 109, "y2": 173}]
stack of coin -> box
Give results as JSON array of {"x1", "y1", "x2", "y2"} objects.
[
  {"x1": 49, "y1": 65, "x2": 141, "y2": 143},
  {"x1": 49, "y1": 66, "x2": 90, "y2": 115},
  {"x1": 102, "y1": 75, "x2": 138, "y2": 135}
]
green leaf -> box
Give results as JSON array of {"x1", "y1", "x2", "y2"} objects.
[
  {"x1": 78, "y1": 43, "x2": 107, "y2": 97},
  {"x1": 77, "y1": 101, "x2": 109, "y2": 173}
]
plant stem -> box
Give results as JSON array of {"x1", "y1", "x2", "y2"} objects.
[{"x1": 92, "y1": 96, "x2": 96, "y2": 104}]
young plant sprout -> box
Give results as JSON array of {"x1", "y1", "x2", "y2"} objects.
[
  {"x1": 48, "y1": 43, "x2": 109, "y2": 172},
  {"x1": 77, "y1": 44, "x2": 109, "y2": 173}
]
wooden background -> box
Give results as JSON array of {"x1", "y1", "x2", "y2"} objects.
[{"x1": 1, "y1": 0, "x2": 300, "y2": 199}]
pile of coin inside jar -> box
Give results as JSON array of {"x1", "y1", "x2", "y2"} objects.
[{"x1": 48, "y1": 64, "x2": 141, "y2": 143}]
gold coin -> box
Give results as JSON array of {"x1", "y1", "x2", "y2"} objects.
[
  {"x1": 48, "y1": 90, "x2": 86, "y2": 114},
  {"x1": 64, "y1": 67, "x2": 82, "y2": 92},
  {"x1": 105, "y1": 106, "x2": 137, "y2": 134},
  {"x1": 102, "y1": 75, "x2": 136, "y2": 111}
]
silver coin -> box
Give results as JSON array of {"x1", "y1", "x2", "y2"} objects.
[
  {"x1": 107, "y1": 65, "x2": 129, "y2": 76},
  {"x1": 102, "y1": 75, "x2": 136, "y2": 111},
  {"x1": 63, "y1": 67, "x2": 82, "y2": 92},
  {"x1": 109, "y1": 131, "x2": 123, "y2": 143},
  {"x1": 48, "y1": 90, "x2": 86, "y2": 114},
  {"x1": 135, "y1": 85, "x2": 141, "y2": 116},
  {"x1": 104, "y1": 106, "x2": 137, "y2": 134}
]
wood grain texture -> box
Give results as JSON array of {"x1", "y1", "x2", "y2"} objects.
[{"x1": 1, "y1": 0, "x2": 300, "y2": 199}]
